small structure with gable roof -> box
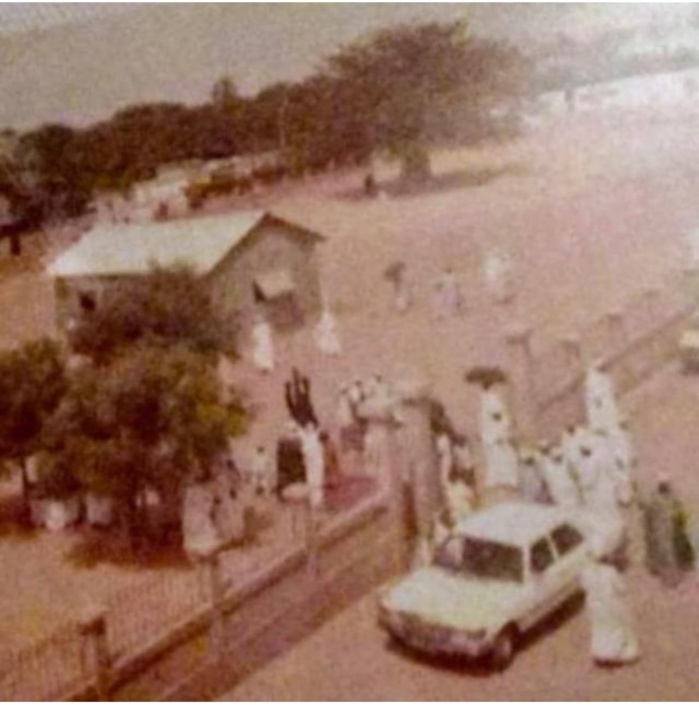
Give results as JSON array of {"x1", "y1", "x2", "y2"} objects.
[{"x1": 47, "y1": 210, "x2": 327, "y2": 343}]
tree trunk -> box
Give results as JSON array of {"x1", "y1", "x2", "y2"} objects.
[
  {"x1": 18, "y1": 458, "x2": 30, "y2": 523},
  {"x1": 10, "y1": 233, "x2": 21, "y2": 257}
]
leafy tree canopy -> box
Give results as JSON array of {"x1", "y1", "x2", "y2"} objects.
[{"x1": 70, "y1": 265, "x2": 230, "y2": 363}]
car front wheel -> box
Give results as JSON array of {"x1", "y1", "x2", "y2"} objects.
[{"x1": 490, "y1": 627, "x2": 517, "y2": 671}]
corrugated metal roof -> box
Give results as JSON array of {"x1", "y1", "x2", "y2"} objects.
[{"x1": 48, "y1": 211, "x2": 270, "y2": 277}]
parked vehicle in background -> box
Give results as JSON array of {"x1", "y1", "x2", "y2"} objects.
[{"x1": 377, "y1": 502, "x2": 590, "y2": 670}]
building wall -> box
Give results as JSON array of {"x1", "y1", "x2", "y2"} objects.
[
  {"x1": 206, "y1": 221, "x2": 323, "y2": 346},
  {"x1": 54, "y1": 221, "x2": 324, "y2": 347}
]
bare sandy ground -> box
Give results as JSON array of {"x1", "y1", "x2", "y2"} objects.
[
  {"x1": 0, "y1": 102, "x2": 698, "y2": 661},
  {"x1": 226, "y1": 364, "x2": 699, "y2": 702}
]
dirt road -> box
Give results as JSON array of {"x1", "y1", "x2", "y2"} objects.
[{"x1": 224, "y1": 362, "x2": 699, "y2": 701}]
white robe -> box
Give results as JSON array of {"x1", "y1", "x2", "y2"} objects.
[
  {"x1": 607, "y1": 426, "x2": 634, "y2": 505},
  {"x1": 337, "y1": 391, "x2": 355, "y2": 429},
  {"x1": 580, "y1": 562, "x2": 640, "y2": 664},
  {"x1": 182, "y1": 483, "x2": 219, "y2": 559},
  {"x1": 585, "y1": 367, "x2": 620, "y2": 432},
  {"x1": 483, "y1": 253, "x2": 513, "y2": 303},
  {"x1": 251, "y1": 320, "x2": 274, "y2": 373},
  {"x1": 542, "y1": 455, "x2": 581, "y2": 508},
  {"x1": 314, "y1": 310, "x2": 342, "y2": 356},
  {"x1": 479, "y1": 389, "x2": 512, "y2": 447},
  {"x1": 250, "y1": 449, "x2": 274, "y2": 495},
  {"x1": 300, "y1": 427, "x2": 325, "y2": 508},
  {"x1": 484, "y1": 439, "x2": 519, "y2": 489}
]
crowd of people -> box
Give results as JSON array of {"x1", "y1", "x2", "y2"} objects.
[{"x1": 201, "y1": 252, "x2": 698, "y2": 672}]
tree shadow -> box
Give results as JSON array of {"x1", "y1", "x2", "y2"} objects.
[
  {"x1": 382, "y1": 591, "x2": 585, "y2": 677},
  {"x1": 65, "y1": 526, "x2": 192, "y2": 570},
  {"x1": 0, "y1": 490, "x2": 38, "y2": 540},
  {"x1": 341, "y1": 163, "x2": 529, "y2": 202}
]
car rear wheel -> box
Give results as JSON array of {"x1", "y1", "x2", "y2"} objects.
[{"x1": 490, "y1": 627, "x2": 517, "y2": 671}]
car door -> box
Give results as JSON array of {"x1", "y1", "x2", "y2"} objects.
[
  {"x1": 550, "y1": 523, "x2": 586, "y2": 595},
  {"x1": 518, "y1": 537, "x2": 558, "y2": 631}
]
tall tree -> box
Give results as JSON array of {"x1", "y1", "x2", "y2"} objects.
[
  {"x1": 0, "y1": 339, "x2": 67, "y2": 512},
  {"x1": 41, "y1": 345, "x2": 245, "y2": 545},
  {"x1": 69, "y1": 265, "x2": 229, "y2": 364},
  {"x1": 323, "y1": 20, "x2": 524, "y2": 182}
]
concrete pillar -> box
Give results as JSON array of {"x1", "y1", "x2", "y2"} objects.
[
  {"x1": 78, "y1": 605, "x2": 110, "y2": 701},
  {"x1": 561, "y1": 333, "x2": 583, "y2": 374},
  {"x1": 359, "y1": 395, "x2": 410, "y2": 573},
  {"x1": 605, "y1": 309, "x2": 626, "y2": 354},
  {"x1": 506, "y1": 323, "x2": 537, "y2": 440},
  {"x1": 393, "y1": 376, "x2": 442, "y2": 568},
  {"x1": 203, "y1": 548, "x2": 225, "y2": 663}
]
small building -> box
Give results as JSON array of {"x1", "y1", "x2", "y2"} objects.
[{"x1": 47, "y1": 210, "x2": 327, "y2": 343}]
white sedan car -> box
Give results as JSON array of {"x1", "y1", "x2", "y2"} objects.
[{"x1": 377, "y1": 502, "x2": 589, "y2": 669}]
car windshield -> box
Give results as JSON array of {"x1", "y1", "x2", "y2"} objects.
[{"x1": 434, "y1": 535, "x2": 524, "y2": 584}]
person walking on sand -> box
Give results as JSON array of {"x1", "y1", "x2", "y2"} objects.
[{"x1": 581, "y1": 537, "x2": 640, "y2": 667}]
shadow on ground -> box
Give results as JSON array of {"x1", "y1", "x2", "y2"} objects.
[
  {"x1": 65, "y1": 527, "x2": 192, "y2": 570},
  {"x1": 340, "y1": 163, "x2": 529, "y2": 202},
  {"x1": 383, "y1": 591, "x2": 585, "y2": 678}
]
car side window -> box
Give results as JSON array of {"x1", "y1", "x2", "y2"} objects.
[
  {"x1": 530, "y1": 538, "x2": 555, "y2": 574},
  {"x1": 551, "y1": 524, "x2": 584, "y2": 557}
]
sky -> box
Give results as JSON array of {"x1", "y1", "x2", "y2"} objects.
[{"x1": 0, "y1": 3, "x2": 691, "y2": 131}]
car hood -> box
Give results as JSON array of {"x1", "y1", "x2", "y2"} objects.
[{"x1": 382, "y1": 567, "x2": 523, "y2": 630}]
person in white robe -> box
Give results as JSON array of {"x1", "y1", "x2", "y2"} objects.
[
  {"x1": 250, "y1": 445, "x2": 275, "y2": 496},
  {"x1": 483, "y1": 437, "x2": 520, "y2": 490},
  {"x1": 562, "y1": 424, "x2": 585, "y2": 480},
  {"x1": 314, "y1": 308, "x2": 342, "y2": 356},
  {"x1": 182, "y1": 480, "x2": 219, "y2": 561},
  {"x1": 479, "y1": 383, "x2": 512, "y2": 446},
  {"x1": 212, "y1": 471, "x2": 245, "y2": 545},
  {"x1": 585, "y1": 364, "x2": 621, "y2": 432},
  {"x1": 518, "y1": 445, "x2": 549, "y2": 504},
  {"x1": 580, "y1": 540, "x2": 640, "y2": 667},
  {"x1": 541, "y1": 443, "x2": 581, "y2": 508},
  {"x1": 251, "y1": 315, "x2": 274, "y2": 373},
  {"x1": 300, "y1": 424, "x2": 325, "y2": 509},
  {"x1": 483, "y1": 252, "x2": 513, "y2": 303},
  {"x1": 432, "y1": 268, "x2": 462, "y2": 318},
  {"x1": 606, "y1": 421, "x2": 635, "y2": 506},
  {"x1": 576, "y1": 432, "x2": 628, "y2": 561}
]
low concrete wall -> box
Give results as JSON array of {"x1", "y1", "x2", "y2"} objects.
[
  {"x1": 70, "y1": 490, "x2": 399, "y2": 701},
  {"x1": 534, "y1": 299, "x2": 690, "y2": 438}
]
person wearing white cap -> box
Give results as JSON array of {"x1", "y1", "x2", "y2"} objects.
[{"x1": 580, "y1": 536, "x2": 640, "y2": 667}]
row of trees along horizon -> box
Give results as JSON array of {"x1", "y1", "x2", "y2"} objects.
[
  {"x1": 0, "y1": 20, "x2": 528, "y2": 234},
  {"x1": 2, "y1": 17, "x2": 698, "y2": 237}
]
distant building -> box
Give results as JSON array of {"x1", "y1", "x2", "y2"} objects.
[{"x1": 47, "y1": 210, "x2": 326, "y2": 343}]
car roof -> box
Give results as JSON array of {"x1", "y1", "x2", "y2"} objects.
[{"x1": 453, "y1": 502, "x2": 569, "y2": 547}]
